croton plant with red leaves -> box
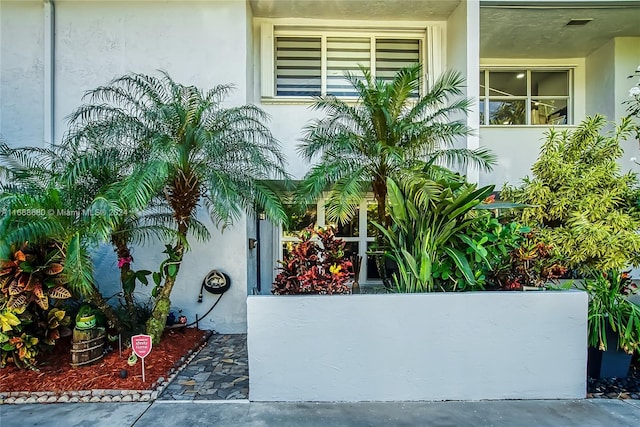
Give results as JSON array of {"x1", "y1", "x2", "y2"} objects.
[{"x1": 272, "y1": 226, "x2": 353, "y2": 295}]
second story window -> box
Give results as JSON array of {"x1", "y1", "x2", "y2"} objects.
[
  {"x1": 480, "y1": 69, "x2": 572, "y2": 126},
  {"x1": 262, "y1": 24, "x2": 430, "y2": 100}
]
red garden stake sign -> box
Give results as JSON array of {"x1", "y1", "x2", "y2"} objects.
[{"x1": 131, "y1": 334, "x2": 152, "y2": 383}]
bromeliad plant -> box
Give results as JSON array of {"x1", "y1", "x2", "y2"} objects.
[
  {"x1": 585, "y1": 270, "x2": 640, "y2": 354},
  {"x1": 272, "y1": 226, "x2": 352, "y2": 295}
]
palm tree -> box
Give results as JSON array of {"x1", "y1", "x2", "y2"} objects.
[
  {"x1": 297, "y1": 64, "x2": 496, "y2": 227},
  {"x1": 67, "y1": 72, "x2": 288, "y2": 343},
  {"x1": 61, "y1": 139, "x2": 176, "y2": 330}
]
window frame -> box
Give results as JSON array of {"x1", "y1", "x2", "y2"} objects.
[
  {"x1": 479, "y1": 67, "x2": 574, "y2": 126},
  {"x1": 260, "y1": 20, "x2": 443, "y2": 102}
]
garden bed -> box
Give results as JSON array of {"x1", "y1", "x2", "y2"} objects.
[
  {"x1": 247, "y1": 291, "x2": 588, "y2": 402},
  {"x1": 0, "y1": 328, "x2": 211, "y2": 404}
]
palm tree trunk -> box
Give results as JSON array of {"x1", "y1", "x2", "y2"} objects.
[
  {"x1": 146, "y1": 239, "x2": 185, "y2": 344},
  {"x1": 372, "y1": 177, "x2": 392, "y2": 289}
]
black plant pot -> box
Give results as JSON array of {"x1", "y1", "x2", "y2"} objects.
[{"x1": 587, "y1": 326, "x2": 633, "y2": 379}]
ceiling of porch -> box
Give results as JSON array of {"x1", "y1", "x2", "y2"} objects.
[
  {"x1": 249, "y1": 0, "x2": 461, "y2": 21},
  {"x1": 481, "y1": 1, "x2": 640, "y2": 58}
]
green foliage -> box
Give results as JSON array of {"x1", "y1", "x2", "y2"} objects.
[
  {"x1": 442, "y1": 215, "x2": 527, "y2": 290},
  {"x1": 373, "y1": 175, "x2": 494, "y2": 292},
  {"x1": 502, "y1": 115, "x2": 640, "y2": 273},
  {"x1": 297, "y1": 64, "x2": 496, "y2": 226},
  {"x1": 585, "y1": 270, "x2": 640, "y2": 354},
  {"x1": 66, "y1": 71, "x2": 289, "y2": 342},
  {"x1": 488, "y1": 231, "x2": 568, "y2": 290},
  {"x1": 0, "y1": 245, "x2": 72, "y2": 368}
]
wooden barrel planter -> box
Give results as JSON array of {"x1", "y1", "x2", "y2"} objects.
[{"x1": 71, "y1": 327, "x2": 105, "y2": 368}]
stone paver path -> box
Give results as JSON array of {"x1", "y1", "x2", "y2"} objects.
[{"x1": 159, "y1": 333, "x2": 248, "y2": 401}]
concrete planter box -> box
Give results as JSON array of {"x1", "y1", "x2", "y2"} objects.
[{"x1": 247, "y1": 291, "x2": 587, "y2": 402}]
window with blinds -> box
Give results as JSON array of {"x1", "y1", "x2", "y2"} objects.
[
  {"x1": 275, "y1": 37, "x2": 322, "y2": 96},
  {"x1": 274, "y1": 34, "x2": 422, "y2": 98}
]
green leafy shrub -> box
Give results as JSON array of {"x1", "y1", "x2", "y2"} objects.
[
  {"x1": 0, "y1": 245, "x2": 72, "y2": 368},
  {"x1": 502, "y1": 115, "x2": 640, "y2": 273},
  {"x1": 272, "y1": 226, "x2": 352, "y2": 295}
]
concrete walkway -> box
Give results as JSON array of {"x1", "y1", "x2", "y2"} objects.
[{"x1": 2, "y1": 399, "x2": 640, "y2": 426}]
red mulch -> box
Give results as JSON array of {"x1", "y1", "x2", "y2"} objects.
[{"x1": 0, "y1": 328, "x2": 208, "y2": 393}]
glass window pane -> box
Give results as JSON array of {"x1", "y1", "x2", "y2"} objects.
[
  {"x1": 327, "y1": 37, "x2": 370, "y2": 97},
  {"x1": 376, "y1": 38, "x2": 420, "y2": 97},
  {"x1": 488, "y1": 71, "x2": 527, "y2": 97},
  {"x1": 531, "y1": 71, "x2": 568, "y2": 96},
  {"x1": 479, "y1": 99, "x2": 486, "y2": 125},
  {"x1": 275, "y1": 37, "x2": 321, "y2": 96},
  {"x1": 282, "y1": 204, "x2": 317, "y2": 237},
  {"x1": 329, "y1": 207, "x2": 359, "y2": 237},
  {"x1": 366, "y1": 242, "x2": 382, "y2": 280},
  {"x1": 489, "y1": 100, "x2": 526, "y2": 125},
  {"x1": 531, "y1": 99, "x2": 568, "y2": 125},
  {"x1": 366, "y1": 202, "x2": 380, "y2": 238},
  {"x1": 479, "y1": 70, "x2": 485, "y2": 96}
]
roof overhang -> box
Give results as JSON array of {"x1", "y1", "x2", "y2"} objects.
[
  {"x1": 481, "y1": 1, "x2": 640, "y2": 58},
  {"x1": 249, "y1": 0, "x2": 461, "y2": 21}
]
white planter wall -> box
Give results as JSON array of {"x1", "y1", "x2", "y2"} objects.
[{"x1": 247, "y1": 291, "x2": 588, "y2": 402}]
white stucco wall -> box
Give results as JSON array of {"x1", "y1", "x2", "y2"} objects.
[
  {"x1": 0, "y1": 0, "x2": 44, "y2": 147},
  {"x1": 94, "y1": 211, "x2": 250, "y2": 333},
  {"x1": 1, "y1": 1, "x2": 255, "y2": 333},
  {"x1": 614, "y1": 37, "x2": 640, "y2": 174},
  {"x1": 447, "y1": 0, "x2": 480, "y2": 182},
  {"x1": 586, "y1": 39, "x2": 616, "y2": 121},
  {"x1": 248, "y1": 291, "x2": 588, "y2": 402}
]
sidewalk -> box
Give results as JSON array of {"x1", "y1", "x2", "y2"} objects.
[{"x1": 2, "y1": 399, "x2": 640, "y2": 426}]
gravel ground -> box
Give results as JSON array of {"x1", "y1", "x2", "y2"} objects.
[{"x1": 588, "y1": 357, "x2": 640, "y2": 399}]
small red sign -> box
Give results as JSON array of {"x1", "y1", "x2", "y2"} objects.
[{"x1": 131, "y1": 334, "x2": 152, "y2": 359}]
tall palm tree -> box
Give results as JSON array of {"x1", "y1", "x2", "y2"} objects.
[
  {"x1": 297, "y1": 64, "x2": 496, "y2": 227},
  {"x1": 67, "y1": 72, "x2": 288, "y2": 343}
]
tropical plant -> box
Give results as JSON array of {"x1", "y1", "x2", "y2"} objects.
[
  {"x1": 58, "y1": 132, "x2": 176, "y2": 329},
  {"x1": 297, "y1": 64, "x2": 496, "y2": 228},
  {"x1": 502, "y1": 115, "x2": 640, "y2": 274},
  {"x1": 67, "y1": 71, "x2": 289, "y2": 343},
  {"x1": 0, "y1": 141, "x2": 126, "y2": 331},
  {"x1": 272, "y1": 226, "x2": 352, "y2": 295},
  {"x1": 442, "y1": 213, "x2": 526, "y2": 290},
  {"x1": 585, "y1": 270, "x2": 640, "y2": 354},
  {"x1": 0, "y1": 245, "x2": 72, "y2": 368},
  {"x1": 373, "y1": 174, "x2": 494, "y2": 293},
  {"x1": 488, "y1": 231, "x2": 567, "y2": 290}
]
